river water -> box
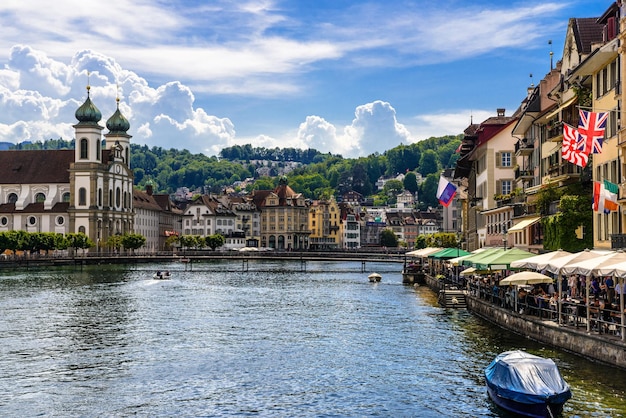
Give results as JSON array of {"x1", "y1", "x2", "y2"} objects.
[{"x1": 0, "y1": 259, "x2": 624, "y2": 417}]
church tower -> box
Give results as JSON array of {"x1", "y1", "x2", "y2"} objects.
[
  {"x1": 105, "y1": 96, "x2": 132, "y2": 168},
  {"x1": 73, "y1": 85, "x2": 103, "y2": 163},
  {"x1": 69, "y1": 83, "x2": 135, "y2": 250}
]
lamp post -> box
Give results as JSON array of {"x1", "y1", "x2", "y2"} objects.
[{"x1": 502, "y1": 224, "x2": 508, "y2": 250}]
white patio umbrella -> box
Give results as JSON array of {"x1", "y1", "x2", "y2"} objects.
[
  {"x1": 536, "y1": 249, "x2": 610, "y2": 274},
  {"x1": 499, "y1": 271, "x2": 553, "y2": 286},
  {"x1": 509, "y1": 250, "x2": 571, "y2": 270},
  {"x1": 560, "y1": 251, "x2": 626, "y2": 276}
]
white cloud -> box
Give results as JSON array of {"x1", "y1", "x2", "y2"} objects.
[
  {"x1": 343, "y1": 101, "x2": 412, "y2": 157},
  {"x1": 0, "y1": 43, "x2": 498, "y2": 157},
  {"x1": 0, "y1": 1, "x2": 571, "y2": 97}
]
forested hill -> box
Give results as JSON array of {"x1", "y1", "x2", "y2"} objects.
[{"x1": 10, "y1": 135, "x2": 462, "y2": 205}]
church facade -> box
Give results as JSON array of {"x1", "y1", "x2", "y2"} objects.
[{"x1": 0, "y1": 85, "x2": 135, "y2": 251}]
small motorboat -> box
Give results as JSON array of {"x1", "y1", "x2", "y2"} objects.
[
  {"x1": 485, "y1": 350, "x2": 571, "y2": 418},
  {"x1": 153, "y1": 271, "x2": 171, "y2": 280},
  {"x1": 368, "y1": 273, "x2": 382, "y2": 282}
]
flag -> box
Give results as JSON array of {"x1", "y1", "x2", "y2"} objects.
[
  {"x1": 603, "y1": 180, "x2": 619, "y2": 212},
  {"x1": 436, "y1": 176, "x2": 457, "y2": 207},
  {"x1": 578, "y1": 109, "x2": 608, "y2": 154},
  {"x1": 562, "y1": 123, "x2": 588, "y2": 167},
  {"x1": 592, "y1": 181, "x2": 618, "y2": 214},
  {"x1": 593, "y1": 181, "x2": 607, "y2": 213}
]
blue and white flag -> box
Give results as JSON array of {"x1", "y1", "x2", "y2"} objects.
[{"x1": 436, "y1": 176, "x2": 457, "y2": 207}]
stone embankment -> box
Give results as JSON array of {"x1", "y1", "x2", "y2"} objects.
[{"x1": 424, "y1": 274, "x2": 626, "y2": 370}]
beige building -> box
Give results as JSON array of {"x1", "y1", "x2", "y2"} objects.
[{"x1": 252, "y1": 177, "x2": 310, "y2": 250}]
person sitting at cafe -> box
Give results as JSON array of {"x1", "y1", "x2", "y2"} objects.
[
  {"x1": 591, "y1": 277, "x2": 602, "y2": 299},
  {"x1": 604, "y1": 276, "x2": 615, "y2": 304}
]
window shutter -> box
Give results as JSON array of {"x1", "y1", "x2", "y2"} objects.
[
  {"x1": 495, "y1": 152, "x2": 501, "y2": 168},
  {"x1": 496, "y1": 180, "x2": 502, "y2": 195}
]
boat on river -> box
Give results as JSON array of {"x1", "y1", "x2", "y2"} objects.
[
  {"x1": 485, "y1": 350, "x2": 571, "y2": 418},
  {"x1": 153, "y1": 271, "x2": 171, "y2": 280},
  {"x1": 368, "y1": 273, "x2": 382, "y2": 282}
]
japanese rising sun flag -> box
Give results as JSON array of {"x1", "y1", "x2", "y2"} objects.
[
  {"x1": 436, "y1": 176, "x2": 457, "y2": 207},
  {"x1": 578, "y1": 109, "x2": 608, "y2": 154},
  {"x1": 562, "y1": 123, "x2": 588, "y2": 168}
]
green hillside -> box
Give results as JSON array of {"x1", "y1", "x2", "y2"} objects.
[{"x1": 10, "y1": 135, "x2": 462, "y2": 207}]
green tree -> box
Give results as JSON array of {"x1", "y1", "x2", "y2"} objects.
[
  {"x1": 66, "y1": 233, "x2": 94, "y2": 255},
  {"x1": 403, "y1": 171, "x2": 419, "y2": 194},
  {"x1": 121, "y1": 233, "x2": 147, "y2": 253},
  {"x1": 205, "y1": 234, "x2": 225, "y2": 250},
  {"x1": 415, "y1": 235, "x2": 427, "y2": 249},
  {"x1": 419, "y1": 149, "x2": 440, "y2": 176},
  {"x1": 106, "y1": 234, "x2": 124, "y2": 253},
  {"x1": 419, "y1": 173, "x2": 440, "y2": 209},
  {"x1": 380, "y1": 229, "x2": 399, "y2": 247},
  {"x1": 383, "y1": 179, "x2": 404, "y2": 197}
]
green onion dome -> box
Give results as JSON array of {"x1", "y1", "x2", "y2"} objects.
[
  {"x1": 106, "y1": 98, "x2": 130, "y2": 134},
  {"x1": 75, "y1": 86, "x2": 102, "y2": 124}
]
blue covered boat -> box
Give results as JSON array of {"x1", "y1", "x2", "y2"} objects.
[{"x1": 485, "y1": 350, "x2": 571, "y2": 418}]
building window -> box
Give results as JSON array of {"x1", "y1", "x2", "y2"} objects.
[
  {"x1": 35, "y1": 192, "x2": 45, "y2": 203},
  {"x1": 0, "y1": 217, "x2": 7, "y2": 226},
  {"x1": 7, "y1": 193, "x2": 17, "y2": 204},
  {"x1": 79, "y1": 226, "x2": 86, "y2": 234},
  {"x1": 56, "y1": 216, "x2": 65, "y2": 226},
  {"x1": 62, "y1": 192, "x2": 70, "y2": 202},
  {"x1": 98, "y1": 188, "x2": 102, "y2": 207},
  {"x1": 29, "y1": 216, "x2": 36, "y2": 226},
  {"x1": 116, "y1": 187, "x2": 121, "y2": 208},
  {"x1": 79, "y1": 188, "x2": 87, "y2": 206},
  {"x1": 500, "y1": 152, "x2": 512, "y2": 167},
  {"x1": 80, "y1": 138, "x2": 88, "y2": 159}
]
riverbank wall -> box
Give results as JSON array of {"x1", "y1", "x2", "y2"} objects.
[{"x1": 423, "y1": 274, "x2": 626, "y2": 369}]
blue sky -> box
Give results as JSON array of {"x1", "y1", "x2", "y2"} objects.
[{"x1": 0, "y1": 0, "x2": 612, "y2": 158}]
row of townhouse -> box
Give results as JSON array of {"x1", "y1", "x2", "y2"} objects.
[
  {"x1": 453, "y1": 2, "x2": 624, "y2": 252},
  {"x1": 133, "y1": 175, "x2": 445, "y2": 252}
]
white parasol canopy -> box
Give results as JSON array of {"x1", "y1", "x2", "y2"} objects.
[
  {"x1": 509, "y1": 250, "x2": 571, "y2": 270},
  {"x1": 560, "y1": 251, "x2": 626, "y2": 276},
  {"x1": 499, "y1": 271, "x2": 553, "y2": 286},
  {"x1": 535, "y1": 249, "x2": 611, "y2": 274}
]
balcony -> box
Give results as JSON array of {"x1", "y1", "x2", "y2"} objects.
[
  {"x1": 514, "y1": 167, "x2": 534, "y2": 180},
  {"x1": 547, "y1": 124, "x2": 563, "y2": 142},
  {"x1": 547, "y1": 163, "x2": 581, "y2": 181},
  {"x1": 514, "y1": 140, "x2": 534, "y2": 156}
]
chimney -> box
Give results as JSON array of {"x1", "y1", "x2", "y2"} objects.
[
  {"x1": 497, "y1": 108, "x2": 505, "y2": 117},
  {"x1": 146, "y1": 184, "x2": 153, "y2": 196}
]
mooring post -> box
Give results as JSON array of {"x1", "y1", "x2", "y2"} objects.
[
  {"x1": 301, "y1": 257, "x2": 306, "y2": 272},
  {"x1": 361, "y1": 260, "x2": 366, "y2": 273}
]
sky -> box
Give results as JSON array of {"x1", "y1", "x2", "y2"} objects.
[{"x1": 0, "y1": 0, "x2": 614, "y2": 158}]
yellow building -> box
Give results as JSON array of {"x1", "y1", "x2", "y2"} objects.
[{"x1": 308, "y1": 197, "x2": 340, "y2": 250}]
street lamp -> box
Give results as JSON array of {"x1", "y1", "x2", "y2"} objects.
[{"x1": 502, "y1": 224, "x2": 508, "y2": 250}]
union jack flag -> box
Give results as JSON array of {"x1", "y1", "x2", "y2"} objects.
[
  {"x1": 562, "y1": 123, "x2": 588, "y2": 168},
  {"x1": 577, "y1": 109, "x2": 608, "y2": 154}
]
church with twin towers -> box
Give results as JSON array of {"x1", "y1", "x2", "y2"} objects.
[{"x1": 0, "y1": 83, "x2": 135, "y2": 250}]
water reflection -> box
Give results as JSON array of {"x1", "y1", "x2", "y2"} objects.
[{"x1": 0, "y1": 260, "x2": 623, "y2": 417}]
